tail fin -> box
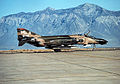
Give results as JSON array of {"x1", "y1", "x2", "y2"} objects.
[{"x1": 17, "y1": 28, "x2": 38, "y2": 46}]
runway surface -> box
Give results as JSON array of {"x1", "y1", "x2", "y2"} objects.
[{"x1": 0, "y1": 50, "x2": 120, "y2": 84}]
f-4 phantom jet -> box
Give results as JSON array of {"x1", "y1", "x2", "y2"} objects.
[{"x1": 17, "y1": 28, "x2": 108, "y2": 52}]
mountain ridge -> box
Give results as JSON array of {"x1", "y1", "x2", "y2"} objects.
[{"x1": 0, "y1": 3, "x2": 120, "y2": 50}]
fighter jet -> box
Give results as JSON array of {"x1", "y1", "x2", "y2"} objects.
[{"x1": 17, "y1": 28, "x2": 108, "y2": 51}]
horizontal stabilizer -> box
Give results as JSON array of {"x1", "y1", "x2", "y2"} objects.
[{"x1": 18, "y1": 41, "x2": 26, "y2": 46}]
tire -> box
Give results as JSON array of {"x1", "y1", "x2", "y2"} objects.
[{"x1": 54, "y1": 49, "x2": 61, "y2": 52}]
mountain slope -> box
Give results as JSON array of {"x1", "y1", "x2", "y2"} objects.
[{"x1": 0, "y1": 3, "x2": 120, "y2": 50}]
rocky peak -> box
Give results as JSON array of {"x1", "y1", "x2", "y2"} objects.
[{"x1": 45, "y1": 7, "x2": 55, "y2": 11}]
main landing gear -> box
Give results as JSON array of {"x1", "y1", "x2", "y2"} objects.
[{"x1": 54, "y1": 49, "x2": 61, "y2": 52}]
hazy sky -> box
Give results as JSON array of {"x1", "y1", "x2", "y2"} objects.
[{"x1": 0, "y1": 0, "x2": 120, "y2": 18}]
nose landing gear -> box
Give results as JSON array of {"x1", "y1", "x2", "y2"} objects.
[{"x1": 92, "y1": 44, "x2": 96, "y2": 51}]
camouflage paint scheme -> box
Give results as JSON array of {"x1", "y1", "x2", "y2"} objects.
[{"x1": 17, "y1": 28, "x2": 108, "y2": 51}]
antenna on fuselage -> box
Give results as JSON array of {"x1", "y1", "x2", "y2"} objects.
[{"x1": 84, "y1": 30, "x2": 90, "y2": 36}]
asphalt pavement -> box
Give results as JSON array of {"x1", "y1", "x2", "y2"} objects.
[{"x1": 0, "y1": 50, "x2": 120, "y2": 84}]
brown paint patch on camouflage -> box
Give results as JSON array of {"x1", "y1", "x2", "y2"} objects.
[{"x1": 17, "y1": 28, "x2": 26, "y2": 30}]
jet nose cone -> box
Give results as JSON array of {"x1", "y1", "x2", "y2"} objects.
[
  {"x1": 96, "y1": 39, "x2": 108, "y2": 45},
  {"x1": 103, "y1": 40, "x2": 108, "y2": 44}
]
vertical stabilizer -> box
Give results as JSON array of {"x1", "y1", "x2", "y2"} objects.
[{"x1": 17, "y1": 28, "x2": 43, "y2": 47}]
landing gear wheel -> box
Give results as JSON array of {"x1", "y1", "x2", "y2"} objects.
[{"x1": 54, "y1": 49, "x2": 61, "y2": 52}]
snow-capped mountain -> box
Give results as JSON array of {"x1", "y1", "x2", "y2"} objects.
[{"x1": 0, "y1": 3, "x2": 120, "y2": 50}]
